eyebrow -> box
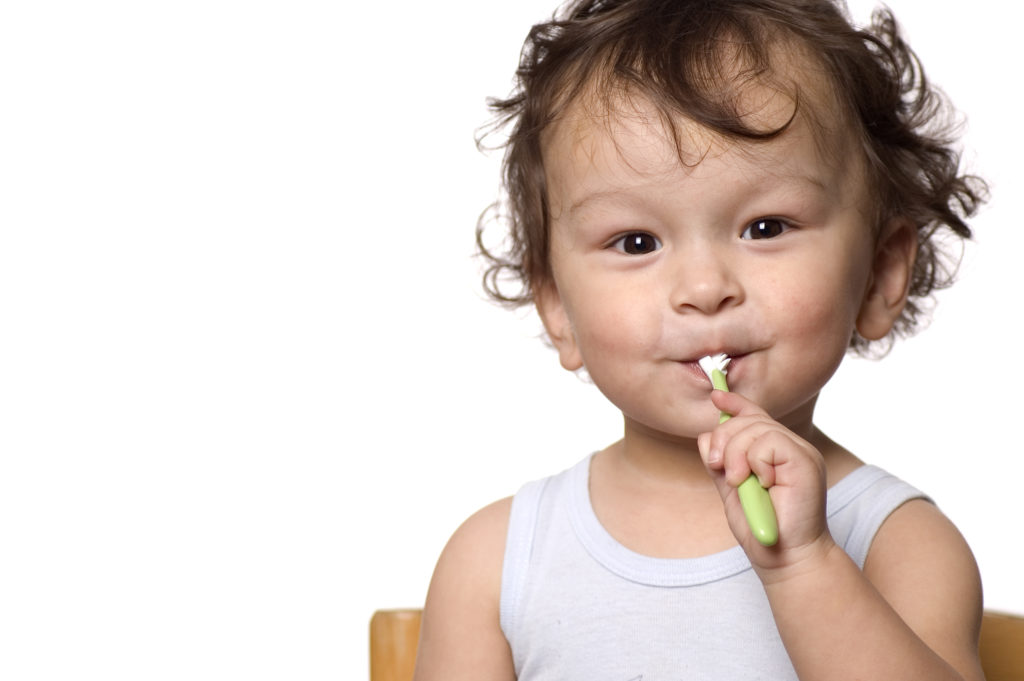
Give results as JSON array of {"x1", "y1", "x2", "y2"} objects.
[
  {"x1": 568, "y1": 190, "x2": 635, "y2": 216},
  {"x1": 567, "y1": 172, "x2": 834, "y2": 217}
]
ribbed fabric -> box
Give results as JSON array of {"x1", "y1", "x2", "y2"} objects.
[{"x1": 500, "y1": 454, "x2": 928, "y2": 680}]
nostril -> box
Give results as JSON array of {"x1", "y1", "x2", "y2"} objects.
[
  {"x1": 668, "y1": 254, "x2": 743, "y2": 314},
  {"x1": 673, "y1": 289, "x2": 743, "y2": 315}
]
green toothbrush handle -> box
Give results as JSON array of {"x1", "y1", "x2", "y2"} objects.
[
  {"x1": 738, "y1": 475, "x2": 778, "y2": 546},
  {"x1": 710, "y1": 368, "x2": 779, "y2": 547}
]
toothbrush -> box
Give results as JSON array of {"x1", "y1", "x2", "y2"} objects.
[{"x1": 698, "y1": 354, "x2": 779, "y2": 547}]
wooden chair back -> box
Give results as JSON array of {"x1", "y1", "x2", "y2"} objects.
[
  {"x1": 369, "y1": 609, "x2": 422, "y2": 681},
  {"x1": 369, "y1": 608, "x2": 1024, "y2": 681},
  {"x1": 979, "y1": 610, "x2": 1024, "y2": 681}
]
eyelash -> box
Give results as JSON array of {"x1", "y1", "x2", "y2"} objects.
[
  {"x1": 741, "y1": 218, "x2": 792, "y2": 240},
  {"x1": 608, "y1": 218, "x2": 792, "y2": 254},
  {"x1": 611, "y1": 232, "x2": 662, "y2": 255}
]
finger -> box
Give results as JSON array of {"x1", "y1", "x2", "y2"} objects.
[
  {"x1": 704, "y1": 410, "x2": 774, "y2": 474},
  {"x1": 710, "y1": 389, "x2": 769, "y2": 419},
  {"x1": 738, "y1": 430, "x2": 790, "y2": 489},
  {"x1": 697, "y1": 431, "x2": 722, "y2": 469},
  {"x1": 719, "y1": 421, "x2": 783, "y2": 487},
  {"x1": 697, "y1": 432, "x2": 735, "y2": 502}
]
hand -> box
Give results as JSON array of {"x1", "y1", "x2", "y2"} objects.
[{"x1": 697, "y1": 389, "x2": 835, "y2": 576}]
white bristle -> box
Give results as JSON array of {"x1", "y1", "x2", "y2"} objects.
[{"x1": 697, "y1": 353, "x2": 731, "y2": 379}]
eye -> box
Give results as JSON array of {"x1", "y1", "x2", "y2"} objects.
[
  {"x1": 612, "y1": 232, "x2": 662, "y2": 255},
  {"x1": 741, "y1": 218, "x2": 791, "y2": 240}
]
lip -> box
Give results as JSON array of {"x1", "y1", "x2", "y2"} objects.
[
  {"x1": 678, "y1": 359, "x2": 714, "y2": 386},
  {"x1": 678, "y1": 353, "x2": 748, "y2": 388}
]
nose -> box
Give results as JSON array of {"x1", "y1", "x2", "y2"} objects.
[{"x1": 669, "y1": 249, "x2": 744, "y2": 315}]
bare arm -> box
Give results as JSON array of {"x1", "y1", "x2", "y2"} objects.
[
  {"x1": 763, "y1": 499, "x2": 984, "y2": 681},
  {"x1": 700, "y1": 390, "x2": 984, "y2": 681},
  {"x1": 413, "y1": 497, "x2": 516, "y2": 681}
]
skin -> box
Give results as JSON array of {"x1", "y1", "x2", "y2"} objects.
[{"x1": 415, "y1": 76, "x2": 983, "y2": 680}]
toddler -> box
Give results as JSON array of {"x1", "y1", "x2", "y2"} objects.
[{"x1": 416, "y1": 1, "x2": 987, "y2": 679}]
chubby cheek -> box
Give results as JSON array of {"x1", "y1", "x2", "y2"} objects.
[
  {"x1": 572, "y1": 300, "x2": 659, "y2": 369},
  {"x1": 786, "y1": 272, "x2": 859, "y2": 338},
  {"x1": 563, "y1": 287, "x2": 665, "y2": 396},
  {"x1": 765, "y1": 267, "x2": 864, "y2": 409},
  {"x1": 785, "y1": 293, "x2": 853, "y2": 361}
]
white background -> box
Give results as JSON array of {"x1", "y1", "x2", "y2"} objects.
[{"x1": 1, "y1": 1, "x2": 1020, "y2": 679}]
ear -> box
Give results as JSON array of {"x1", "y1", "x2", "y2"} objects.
[
  {"x1": 856, "y1": 218, "x2": 917, "y2": 341},
  {"x1": 534, "y1": 280, "x2": 584, "y2": 372}
]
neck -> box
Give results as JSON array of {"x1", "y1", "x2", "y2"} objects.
[
  {"x1": 613, "y1": 397, "x2": 822, "y2": 487},
  {"x1": 614, "y1": 416, "x2": 714, "y2": 490}
]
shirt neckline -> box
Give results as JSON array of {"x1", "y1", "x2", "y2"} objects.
[{"x1": 565, "y1": 452, "x2": 883, "y2": 587}]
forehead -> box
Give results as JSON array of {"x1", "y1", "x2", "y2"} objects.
[
  {"x1": 542, "y1": 33, "x2": 866, "y2": 194},
  {"x1": 542, "y1": 61, "x2": 864, "y2": 217}
]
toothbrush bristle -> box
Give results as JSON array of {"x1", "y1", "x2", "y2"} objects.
[{"x1": 698, "y1": 353, "x2": 731, "y2": 379}]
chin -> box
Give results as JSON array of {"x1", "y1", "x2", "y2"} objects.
[{"x1": 623, "y1": 410, "x2": 718, "y2": 443}]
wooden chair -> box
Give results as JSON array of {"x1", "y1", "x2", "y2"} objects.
[
  {"x1": 980, "y1": 611, "x2": 1024, "y2": 681},
  {"x1": 370, "y1": 609, "x2": 422, "y2": 681},
  {"x1": 370, "y1": 608, "x2": 1024, "y2": 681}
]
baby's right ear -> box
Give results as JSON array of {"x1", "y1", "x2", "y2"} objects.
[{"x1": 534, "y1": 281, "x2": 584, "y2": 372}]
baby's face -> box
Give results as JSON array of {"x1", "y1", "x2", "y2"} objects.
[{"x1": 536, "y1": 92, "x2": 883, "y2": 438}]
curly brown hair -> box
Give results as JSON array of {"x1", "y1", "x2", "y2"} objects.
[{"x1": 476, "y1": 0, "x2": 986, "y2": 353}]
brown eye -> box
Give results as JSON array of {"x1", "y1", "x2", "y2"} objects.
[
  {"x1": 742, "y1": 218, "x2": 790, "y2": 240},
  {"x1": 615, "y1": 232, "x2": 662, "y2": 254}
]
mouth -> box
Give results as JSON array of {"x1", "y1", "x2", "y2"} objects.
[{"x1": 679, "y1": 353, "x2": 749, "y2": 387}]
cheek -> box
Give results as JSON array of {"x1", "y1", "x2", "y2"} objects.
[
  {"x1": 567, "y1": 289, "x2": 664, "y2": 366},
  {"x1": 787, "y1": 288, "x2": 856, "y2": 337},
  {"x1": 756, "y1": 267, "x2": 865, "y2": 421},
  {"x1": 574, "y1": 305, "x2": 653, "y2": 356},
  {"x1": 771, "y1": 258, "x2": 867, "y2": 352}
]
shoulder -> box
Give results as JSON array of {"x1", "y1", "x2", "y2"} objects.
[
  {"x1": 864, "y1": 498, "x2": 984, "y2": 677},
  {"x1": 864, "y1": 497, "x2": 983, "y2": 616},
  {"x1": 414, "y1": 497, "x2": 515, "y2": 681},
  {"x1": 432, "y1": 497, "x2": 514, "y2": 604}
]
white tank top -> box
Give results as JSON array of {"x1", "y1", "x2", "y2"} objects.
[{"x1": 500, "y1": 454, "x2": 927, "y2": 680}]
